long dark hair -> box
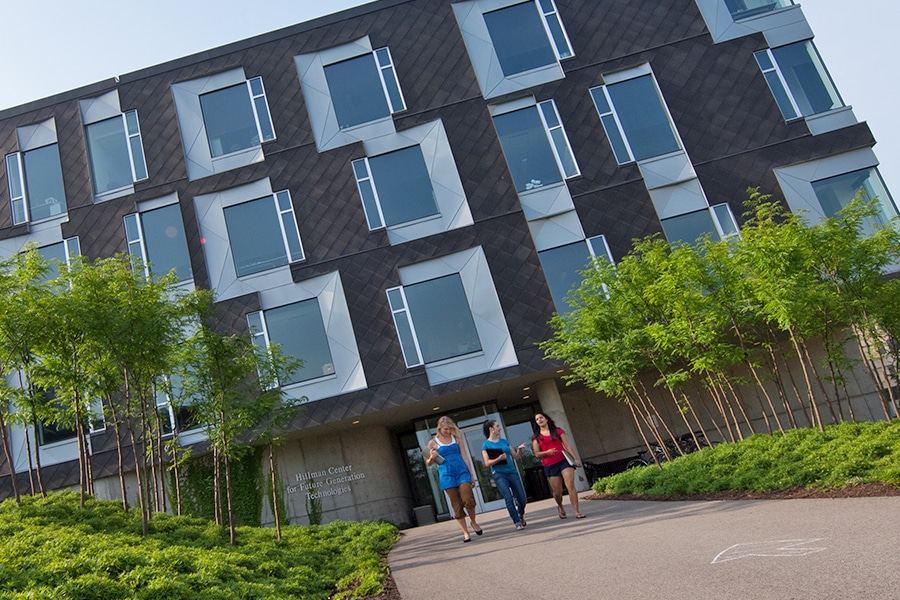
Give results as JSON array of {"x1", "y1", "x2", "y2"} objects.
[
  {"x1": 532, "y1": 412, "x2": 561, "y2": 441},
  {"x1": 482, "y1": 419, "x2": 496, "y2": 439}
]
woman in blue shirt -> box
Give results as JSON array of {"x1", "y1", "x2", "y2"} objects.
[{"x1": 481, "y1": 419, "x2": 528, "y2": 530}]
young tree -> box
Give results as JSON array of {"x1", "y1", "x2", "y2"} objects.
[{"x1": 174, "y1": 296, "x2": 301, "y2": 544}]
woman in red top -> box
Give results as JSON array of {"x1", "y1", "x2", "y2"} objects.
[{"x1": 532, "y1": 412, "x2": 585, "y2": 519}]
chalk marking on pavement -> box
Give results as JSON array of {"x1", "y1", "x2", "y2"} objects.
[{"x1": 712, "y1": 538, "x2": 826, "y2": 564}]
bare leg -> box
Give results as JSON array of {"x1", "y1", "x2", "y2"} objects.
[
  {"x1": 548, "y1": 475, "x2": 566, "y2": 518},
  {"x1": 561, "y1": 467, "x2": 584, "y2": 517},
  {"x1": 460, "y1": 482, "x2": 482, "y2": 533},
  {"x1": 456, "y1": 517, "x2": 471, "y2": 540}
]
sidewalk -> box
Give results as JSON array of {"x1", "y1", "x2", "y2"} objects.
[{"x1": 387, "y1": 494, "x2": 900, "y2": 600}]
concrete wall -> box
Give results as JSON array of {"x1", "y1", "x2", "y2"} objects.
[{"x1": 264, "y1": 424, "x2": 414, "y2": 528}]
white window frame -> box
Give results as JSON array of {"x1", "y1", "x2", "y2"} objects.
[
  {"x1": 123, "y1": 110, "x2": 149, "y2": 183},
  {"x1": 5, "y1": 152, "x2": 27, "y2": 224},
  {"x1": 452, "y1": 0, "x2": 572, "y2": 99},
  {"x1": 6, "y1": 144, "x2": 67, "y2": 226},
  {"x1": 590, "y1": 69, "x2": 683, "y2": 165},
  {"x1": 710, "y1": 203, "x2": 740, "y2": 239},
  {"x1": 124, "y1": 212, "x2": 148, "y2": 275},
  {"x1": 224, "y1": 189, "x2": 305, "y2": 279},
  {"x1": 352, "y1": 157, "x2": 386, "y2": 230},
  {"x1": 247, "y1": 76, "x2": 277, "y2": 146},
  {"x1": 386, "y1": 285, "x2": 426, "y2": 368},
  {"x1": 172, "y1": 69, "x2": 275, "y2": 180},
  {"x1": 536, "y1": 0, "x2": 574, "y2": 61},
  {"x1": 587, "y1": 234, "x2": 614, "y2": 264},
  {"x1": 754, "y1": 42, "x2": 843, "y2": 122},
  {"x1": 754, "y1": 48, "x2": 801, "y2": 120},
  {"x1": 537, "y1": 99, "x2": 580, "y2": 179},
  {"x1": 374, "y1": 47, "x2": 407, "y2": 114}
]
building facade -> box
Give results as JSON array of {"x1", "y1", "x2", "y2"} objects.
[{"x1": 0, "y1": 0, "x2": 895, "y2": 527}]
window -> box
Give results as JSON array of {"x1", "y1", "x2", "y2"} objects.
[
  {"x1": 85, "y1": 111, "x2": 148, "y2": 196},
  {"x1": 812, "y1": 168, "x2": 896, "y2": 236},
  {"x1": 493, "y1": 99, "x2": 579, "y2": 193},
  {"x1": 199, "y1": 78, "x2": 275, "y2": 157},
  {"x1": 37, "y1": 238, "x2": 80, "y2": 283},
  {"x1": 155, "y1": 375, "x2": 196, "y2": 437},
  {"x1": 323, "y1": 48, "x2": 405, "y2": 130},
  {"x1": 353, "y1": 145, "x2": 438, "y2": 229},
  {"x1": 172, "y1": 71, "x2": 275, "y2": 180},
  {"x1": 661, "y1": 203, "x2": 739, "y2": 246},
  {"x1": 590, "y1": 73, "x2": 681, "y2": 164},
  {"x1": 124, "y1": 202, "x2": 192, "y2": 282},
  {"x1": 387, "y1": 274, "x2": 482, "y2": 368},
  {"x1": 724, "y1": 0, "x2": 792, "y2": 20},
  {"x1": 483, "y1": 0, "x2": 572, "y2": 76},
  {"x1": 36, "y1": 392, "x2": 104, "y2": 447},
  {"x1": 538, "y1": 240, "x2": 603, "y2": 313},
  {"x1": 452, "y1": 0, "x2": 572, "y2": 99},
  {"x1": 6, "y1": 144, "x2": 67, "y2": 224},
  {"x1": 755, "y1": 41, "x2": 842, "y2": 120},
  {"x1": 248, "y1": 299, "x2": 334, "y2": 385},
  {"x1": 223, "y1": 191, "x2": 304, "y2": 277}
]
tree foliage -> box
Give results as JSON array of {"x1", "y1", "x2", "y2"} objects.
[{"x1": 542, "y1": 190, "x2": 900, "y2": 456}]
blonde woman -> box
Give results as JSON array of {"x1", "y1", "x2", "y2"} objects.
[{"x1": 426, "y1": 416, "x2": 483, "y2": 542}]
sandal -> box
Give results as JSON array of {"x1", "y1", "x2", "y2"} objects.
[
  {"x1": 557, "y1": 506, "x2": 567, "y2": 519},
  {"x1": 516, "y1": 524, "x2": 525, "y2": 530},
  {"x1": 520, "y1": 516, "x2": 527, "y2": 527},
  {"x1": 575, "y1": 513, "x2": 586, "y2": 519}
]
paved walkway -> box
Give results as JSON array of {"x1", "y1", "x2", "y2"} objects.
[{"x1": 387, "y1": 494, "x2": 900, "y2": 600}]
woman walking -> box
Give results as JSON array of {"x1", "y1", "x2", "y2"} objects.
[
  {"x1": 532, "y1": 412, "x2": 585, "y2": 519},
  {"x1": 481, "y1": 419, "x2": 528, "y2": 530},
  {"x1": 426, "y1": 416, "x2": 484, "y2": 542}
]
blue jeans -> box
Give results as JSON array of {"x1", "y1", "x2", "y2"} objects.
[{"x1": 492, "y1": 470, "x2": 527, "y2": 526}]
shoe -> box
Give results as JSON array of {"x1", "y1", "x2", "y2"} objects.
[
  {"x1": 516, "y1": 524, "x2": 525, "y2": 530},
  {"x1": 473, "y1": 527, "x2": 483, "y2": 536},
  {"x1": 520, "y1": 516, "x2": 527, "y2": 527},
  {"x1": 463, "y1": 536, "x2": 471, "y2": 543}
]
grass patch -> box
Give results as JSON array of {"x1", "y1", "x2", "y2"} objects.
[
  {"x1": 0, "y1": 492, "x2": 399, "y2": 600},
  {"x1": 592, "y1": 420, "x2": 900, "y2": 497}
]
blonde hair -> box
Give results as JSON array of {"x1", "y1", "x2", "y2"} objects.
[{"x1": 435, "y1": 416, "x2": 461, "y2": 441}]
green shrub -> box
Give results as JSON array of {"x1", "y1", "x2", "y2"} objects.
[
  {"x1": 0, "y1": 492, "x2": 400, "y2": 600},
  {"x1": 593, "y1": 420, "x2": 900, "y2": 497}
]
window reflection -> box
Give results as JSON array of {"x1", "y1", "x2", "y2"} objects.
[{"x1": 404, "y1": 274, "x2": 482, "y2": 362}]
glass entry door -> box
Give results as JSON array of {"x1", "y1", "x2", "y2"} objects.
[{"x1": 460, "y1": 424, "x2": 509, "y2": 513}]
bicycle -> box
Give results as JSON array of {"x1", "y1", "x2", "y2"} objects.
[{"x1": 625, "y1": 444, "x2": 667, "y2": 470}]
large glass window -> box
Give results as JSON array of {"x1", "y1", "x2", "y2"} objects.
[
  {"x1": 590, "y1": 74, "x2": 681, "y2": 164},
  {"x1": 352, "y1": 145, "x2": 438, "y2": 229},
  {"x1": 724, "y1": 0, "x2": 792, "y2": 20},
  {"x1": 661, "y1": 204, "x2": 739, "y2": 246},
  {"x1": 538, "y1": 241, "x2": 591, "y2": 313},
  {"x1": 37, "y1": 238, "x2": 80, "y2": 283},
  {"x1": 387, "y1": 274, "x2": 482, "y2": 367},
  {"x1": 324, "y1": 49, "x2": 405, "y2": 130},
  {"x1": 85, "y1": 111, "x2": 148, "y2": 195},
  {"x1": 755, "y1": 41, "x2": 842, "y2": 120},
  {"x1": 483, "y1": 0, "x2": 572, "y2": 77},
  {"x1": 248, "y1": 299, "x2": 334, "y2": 385},
  {"x1": 223, "y1": 191, "x2": 304, "y2": 278},
  {"x1": 200, "y1": 78, "x2": 275, "y2": 158},
  {"x1": 493, "y1": 100, "x2": 578, "y2": 193},
  {"x1": 812, "y1": 168, "x2": 897, "y2": 236},
  {"x1": 6, "y1": 144, "x2": 67, "y2": 224},
  {"x1": 124, "y1": 203, "x2": 192, "y2": 282}
]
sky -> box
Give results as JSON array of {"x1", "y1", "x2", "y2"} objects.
[{"x1": 1, "y1": 0, "x2": 896, "y2": 195}]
